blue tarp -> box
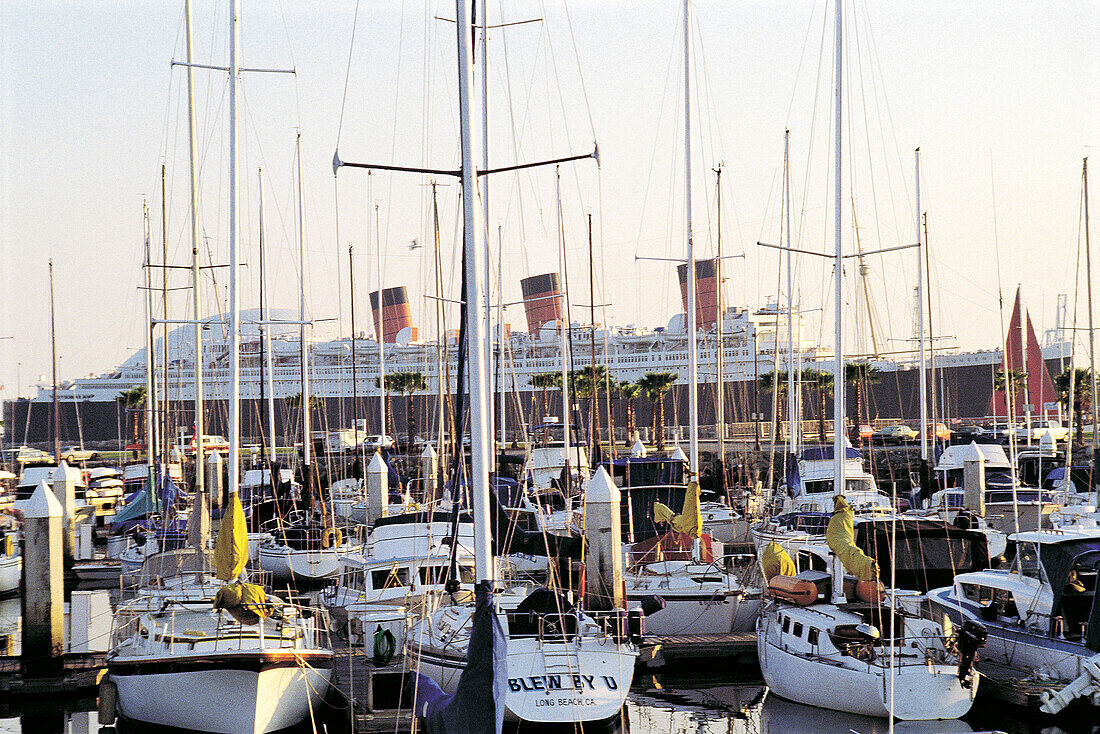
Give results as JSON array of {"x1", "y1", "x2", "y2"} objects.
[
  {"x1": 800, "y1": 446, "x2": 861, "y2": 462},
  {"x1": 413, "y1": 580, "x2": 506, "y2": 734}
]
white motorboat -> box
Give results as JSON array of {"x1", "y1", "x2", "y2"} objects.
[
  {"x1": 927, "y1": 529, "x2": 1100, "y2": 688},
  {"x1": 624, "y1": 558, "x2": 760, "y2": 636}
]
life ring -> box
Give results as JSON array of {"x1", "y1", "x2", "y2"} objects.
[
  {"x1": 322, "y1": 527, "x2": 343, "y2": 549},
  {"x1": 372, "y1": 626, "x2": 396, "y2": 665}
]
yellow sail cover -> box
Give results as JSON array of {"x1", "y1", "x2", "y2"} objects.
[
  {"x1": 825, "y1": 495, "x2": 878, "y2": 581},
  {"x1": 214, "y1": 491, "x2": 249, "y2": 581},
  {"x1": 214, "y1": 581, "x2": 272, "y2": 625},
  {"x1": 761, "y1": 541, "x2": 797, "y2": 581},
  {"x1": 652, "y1": 481, "x2": 702, "y2": 538}
]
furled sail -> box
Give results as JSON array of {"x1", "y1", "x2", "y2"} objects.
[{"x1": 826, "y1": 495, "x2": 878, "y2": 581}]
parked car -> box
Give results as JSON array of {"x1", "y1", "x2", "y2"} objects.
[
  {"x1": 177, "y1": 434, "x2": 231, "y2": 456},
  {"x1": 872, "y1": 424, "x2": 918, "y2": 445},
  {"x1": 60, "y1": 445, "x2": 99, "y2": 463},
  {"x1": 950, "y1": 424, "x2": 986, "y2": 442},
  {"x1": 1006, "y1": 420, "x2": 1069, "y2": 443},
  {"x1": 925, "y1": 422, "x2": 952, "y2": 441},
  {"x1": 2, "y1": 446, "x2": 52, "y2": 465},
  {"x1": 360, "y1": 435, "x2": 395, "y2": 450}
]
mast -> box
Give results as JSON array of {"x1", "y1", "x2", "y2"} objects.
[
  {"x1": 924, "y1": 213, "x2": 939, "y2": 451},
  {"x1": 161, "y1": 163, "x2": 170, "y2": 463},
  {"x1": 259, "y1": 168, "x2": 276, "y2": 461},
  {"x1": 143, "y1": 202, "x2": 157, "y2": 474},
  {"x1": 555, "y1": 167, "x2": 573, "y2": 495},
  {"x1": 784, "y1": 131, "x2": 796, "y2": 456},
  {"x1": 498, "y1": 224, "x2": 506, "y2": 447},
  {"x1": 1086, "y1": 158, "x2": 1098, "y2": 451},
  {"x1": 455, "y1": 0, "x2": 493, "y2": 582},
  {"x1": 683, "y1": 0, "x2": 699, "y2": 477},
  {"x1": 430, "y1": 182, "x2": 447, "y2": 477},
  {"x1": 1020, "y1": 286, "x2": 1031, "y2": 446},
  {"x1": 714, "y1": 165, "x2": 726, "y2": 492},
  {"x1": 227, "y1": 0, "x2": 241, "y2": 501},
  {"x1": 185, "y1": 0, "x2": 205, "y2": 493},
  {"x1": 375, "y1": 202, "x2": 386, "y2": 439},
  {"x1": 587, "y1": 213, "x2": 601, "y2": 460},
  {"x1": 481, "y1": 0, "x2": 494, "y2": 452},
  {"x1": 49, "y1": 259, "x2": 60, "y2": 464},
  {"x1": 916, "y1": 149, "x2": 928, "y2": 462},
  {"x1": 829, "y1": 0, "x2": 846, "y2": 609},
  {"x1": 295, "y1": 131, "x2": 311, "y2": 501},
  {"x1": 349, "y1": 242, "x2": 360, "y2": 465}
]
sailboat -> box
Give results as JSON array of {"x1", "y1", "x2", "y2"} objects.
[
  {"x1": 106, "y1": 3, "x2": 333, "y2": 732},
  {"x1": 756, "y1": 0, "x2": 978, "y2": 721},
  {"x1": 398, "y1": 0, "x2": 638, "y2": 724}
]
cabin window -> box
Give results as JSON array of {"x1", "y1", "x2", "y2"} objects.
[
  {"x1": 961, "y1": 583, "x2": 994, "y2": 605},
  {"x1": 782, "y1": 616, "x2": 790, "y2": 633},
  {"x1": 345, "y1": 569, "x2": 366, "y2": 591},
  {"x1": 792, "y1": 622, "x2": 803, "y2": 638},
  {"x1": 371, "y1": 567, "x2": 409, "y2": 589},
  {"x1": 807, "y1": 627, "x2": 819, "y2": 645},
  {"x1": 1015, "y1": 542, "x2": 1044, "y2": 582}
]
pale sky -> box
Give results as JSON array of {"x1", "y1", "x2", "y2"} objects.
[{"x1": 1, "y1": 0, "x2": 1097, "y2": 401}]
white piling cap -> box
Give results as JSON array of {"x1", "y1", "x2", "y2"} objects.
[
  {"x1": 670, "y1": 446, "x2": 688, "y2": 462},
  {"x1": 52, "y1": 461, "x2": 80, "y2": 486},
  {"x1": 585, "y1": 465, "x2": 619, "y2": 503},
  {"x1": 25, "y1": 481, "x2": 63, "y2": 518},
  {"x1": 207, "y1": 450, "x2": 223, "y2": 466},
  {"x1": 368, "y1": 452, "x2": 388, "y2": 474},
  {"x1": 631, "y1": 438, "x2": 647, "y2": 458},
  {"x1": 1040, "y1": 431, "x2": 1055, "y2": 451},
  {"x1": 420, "y1": 443, "x2": 438, "y2": 459}
]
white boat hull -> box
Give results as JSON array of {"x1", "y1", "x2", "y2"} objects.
[
  {"x1": 409, "y1": 633, "x2": 633, "y2": 723},
  {"x1": 111, "y1": 655, "x2": 332, "y2": 734},
  {"x1": 758, "y1": 619, "x2": 975, "y2": 720},
  {"x1": 626, "y1": 589, "x2": 761, "y2": 636},
  {"x1": 0, "y1": 555, "x2": 20, "y2": 596},
  {"x1": 258, "y1": 541, "x2": 359, "y2": 584}
]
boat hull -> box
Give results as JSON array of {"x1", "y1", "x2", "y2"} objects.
[
  {"x1": 627, "y1": 589, "x2": 761, "y2": 636},
  {"x1": 409, "y1": 636, "x2": 634, "y2": 724},
  {"x1": 0, "y1": 555, "x2": 20, "y2": 596},
  {"x1": 258, "y1": 542, "x2": 358, "y2": 584},
  {"x1": 110, "y1": 652, "x2": 333, "y2": 734},
  {"x1": 757, "y1": 622, "x2": 974, "y2": 720}
]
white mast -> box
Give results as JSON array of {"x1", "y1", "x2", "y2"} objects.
[
  {"x1": 259, "y1": 168, "x2": 276, "y2": 461},
  {"x1": 184, "y1": 0, "x2": 205, "y2": 490},
  {"x1": 375, "y1": 202, "x2": 386, "y2": 437},
  {"x1": 296, "y1": 132, "x2": 311, "y2": 489},
  {"x1": 917, "y1": 149, "x2": 928, "y2": 462},
  {"x1": 831, "y1": 0, "x2": 845, "y2": 497},
  {"x1": 555, "y1": 167, "x2": 574, "y2": 492},
  {"x1": 455, "y1": 0, "x2": 493, "y2": 582},
  {"x1": 829, "y1": 0, "x2": 846, "y2": 606},
  {"x1": 143, "y1": 202, "x2": 156, "y2": 475},
  {"x1": 227, "y1": 0, "x2": 241, "y2": 498},
  {"x1": 785, "y1": 130, "x2": 796, "y2": 456},
  {"x1": 683, "y1": 0, "x2": 699, "y2": 477}
]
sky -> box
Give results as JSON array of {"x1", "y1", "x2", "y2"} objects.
[{"x1": 1, "y1": 0, "x2": 1097, "y2": 401}]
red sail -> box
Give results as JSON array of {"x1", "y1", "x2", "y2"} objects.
[{"x1": 990, "y1": 286, "x2": 1056, "y2": 419}]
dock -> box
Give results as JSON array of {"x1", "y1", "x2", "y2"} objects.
[
  {"x1": 0, "y1": 652, "x2": 107, "y2": 696},
  {"x1": 326, "y1": 646, "x2": 414, "y2": 732},
  {"x1": 640, "y1": 632, "x2": 758, "y2": 668}
]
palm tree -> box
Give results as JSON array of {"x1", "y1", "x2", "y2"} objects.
[
  {"x1": 844, "y1": 361, "x2": 882, "y2": 425},
  {"x1": 759, "y1": 370, "x2": 789, "y2": 442},
  {"x1": 117, "y1": 385, "x2": 147, "y2": 446},
  {"x1": 529, "y1": 372, "x2": 560, "y2": 421},
  {"x1": 1055, "y1": 366, "x2": 1092, "y2": 444},
  {"x1": 637, "y1": 372, "x2": 678, "y2": 451},
  {"x1": 803, "y1": 369, "x2": 834, "y2": 443},
  {"x1": 619, "y1": 380, "x2": 642, "y2": 445},
  {"x1": 383, "y1": 372, "x2": 428, "y2": 439},
  {"x1": 994, "y1": 368, "x2": 1027, "y2": 395}
]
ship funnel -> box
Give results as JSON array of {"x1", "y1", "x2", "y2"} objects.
[
  {"x1": 370, "y1": 286, "x2": 415, "y2": 343},
  {"x1": 520, "y1": 273, "x2": 563, "y2": 335},
  {"x1": 677, "y1": 259, "x2": 719, "y2": 330}
]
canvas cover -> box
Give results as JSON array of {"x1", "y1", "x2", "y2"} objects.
[
  {"x1": 825, "y1": 496, "x2": 878, "y2": 581},
  {"x1": 413, "y1": 580, "x2": 506, "y2": 734},
  {"x1": 214, "y1": 491, "x2": 249, "y2": 581}
]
